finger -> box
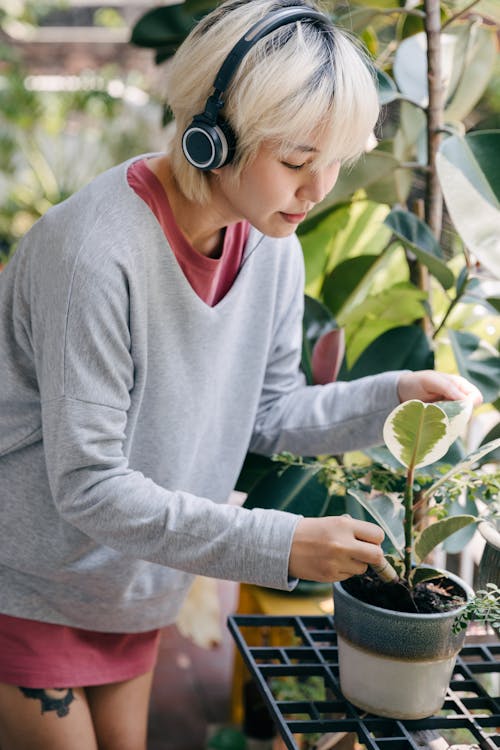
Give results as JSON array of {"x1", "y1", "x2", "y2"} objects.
[
  {"x1": 351, "y1": 540, "x2": 385, "y2": 566},
  {"x1": 351, "y1": 519, "x2": 384, "y2": 544},
  {"x1": 449, "y1": 375, "x2": 483, "y2": 405},
  {"x1": 348, "y1": 560, "x2": 369, "y2": 576}
]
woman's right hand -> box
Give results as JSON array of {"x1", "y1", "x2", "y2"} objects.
[{"x1": 288, "y1": 514, "x2": 385, "y2": 582}]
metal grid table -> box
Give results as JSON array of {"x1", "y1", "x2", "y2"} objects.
[{"x1": 228, "y1": 614, "x2": 500, "y2": 750}]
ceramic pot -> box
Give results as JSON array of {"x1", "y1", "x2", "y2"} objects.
[{"x1": 332, "y1": 569, "x2": 474, "y2": 719}]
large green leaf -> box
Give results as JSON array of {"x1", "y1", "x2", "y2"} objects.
[
  {"x1": 242, "y1": 464, "x2": 329, "y2": 517},
  {"x1": 348, "y1": 488, "x2": 404, "y2": 556},
  {"x1": 185, "y1": 0, "x2": 218, "y2": 12},
  {"x1": 376, "y1": 69, "x2": 400, "y2": 106},
  {"x1": 384, "y1": 209, "x2": 454, "y2": 289},
  {"x1": 234, "y1": 453, "x2": 275, "y2": 495},
  {"x1": 339, "y1": 283, "x2": 427, "y2": 368},
  {"x1": 436, "y1": 132, "x2": 500, "y2": 278},
  {"x1": 322, "y1": 255, "x2": 380, "y2": 317},
  {"x1": 338, "y1": 325, "x2": 434, "y2": 381},
  {"x1": 486, "y1": 297, "x2": 500, "y2": 313},
  {"x1": 393, "y1": 25, "x2": 496, "y2": 117},
  {"x1": 309, "y1": 151, "x2": 400, "y2": 215},
  {"x1": 434, "y1": 399, "x2": 474, "y2": 444},
  {"x1": 393, "y1": 32, "x2": 429, "y2": 106},
  {"x1": 299, "y1": 201, "x2": 391, "y2": 297},
  {"x1": 398, "y1": 101, "x2": 428, "y2": 166},
  {"x1": 475, "y1": 0, "x2": 500, "y2": 22},
  {"x1": 480, "y1": 422, "x2": 500, "y2": 462},
  {"x1": 414, "y1": 515, "x2": 476, "y2": 563},
  {"x1": 130, "y1": 4, "x2": 201, "y2": 53},
  {"x1": 442, "y1": 492, "x2": 480, "y2": 554},
  {"x1": 383, "y1": 400, "x2": 451, "y2": 470},
  {"x1": 449, "y1": 329, "x2": 500, "y2": 403},
  {"x1": 444, "y1": 24, "x2": 497, "y2": 122}
]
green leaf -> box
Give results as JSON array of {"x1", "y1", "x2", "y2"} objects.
[
  {"x1": 479, "y1": 423, "x2": 500, "y2": 462},
  {"x1": 339, "y1": 284, "x2": 427, "y2": 368},
  {"x1": 207, "y1": 726, "x2": 246, "y2": 750},
  {"x1": 409, "y1": 566, "x2": 447, "y2": 587},
  {"x1": 437, "y1": 132, "x2": 500, "y2": 278},
  {"x1": 393, "y1": 26, "x2": 496, "y2": 117},
  {"x1": 414, "y1": 515, "x2": 476, "y2": 563},
  {"x1": 449, "y1": 329, "x2": 500, "y2": 403},
  {"x1": 443, "y1": 492, "x2": 480, "y2": 554},
  {"x1": 433, "y1": 399, "x2": 474, "y2": 444},
  {"x1": 299, "y1": 201, "x2": 391, "y2": 297},
  {"x1": 393, "y1": 32, "x2": 428, "y2": 106},
  {"x1": 339, "y1": 325, "x2": 434, "y2": 380},
  {"x1": 384, "y1": 209, "x2": 454, "y2": 290},
  {"x1": 242, "y1": 464, "x2": 329, "y2": 517},
  {"x1": 309, "y1": 152, "x2": 400, "y2": 215},
  {"x1": 383, "y1": 401, "x2": 451, "y2": 470},
  {"x1": 130, "y1": 4, "x2": 201, "y2": 53},
  {"x1": 348, "y1": 488, "x2": 404, "y2": 556},
  {"x1": 322, "y1": 255, "x2": 379, "y2": 317},
  {"x1": 444, "y1": 24, "x2": 497, "y2": 122},
  {"x1": 234, "y1": 453, "x2": 275, "y2": 494},
  {"x1": 185, "y1": 0, "x2": 218, "y2": 12},
  {"x1": 376, "y1": 69, "x2": 400, "y2": 105},
  {"x1": 486, "y1": 297, "x2": 500, "y2": 313}
]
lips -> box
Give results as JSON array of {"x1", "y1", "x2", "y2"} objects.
[{"x1": 280, "y1": 211, "x2": 307, "y2": 224}]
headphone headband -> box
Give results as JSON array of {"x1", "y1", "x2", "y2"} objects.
[
  {"x1": 212, "y1": 7, "x2": 327, "y2": 105},
  {"x1": 182, "y1": 5, "x2": 331, "y2": 171}
]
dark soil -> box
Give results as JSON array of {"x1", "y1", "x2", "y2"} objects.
[{"x1": 343, "y1": 570, "x2": 466, "y2": 614}]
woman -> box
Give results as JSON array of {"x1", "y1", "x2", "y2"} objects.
[{"x1": 0, "y1": 1, "x2": 481, "y2": 747}]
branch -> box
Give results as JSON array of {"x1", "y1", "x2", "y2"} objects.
[{"x1": 424, "y1": 0, "x2": 444, "y2": 240}]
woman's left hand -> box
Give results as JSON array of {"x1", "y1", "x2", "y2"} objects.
[{"x1": 397, "y1": 370, "x2": 483, "y2": 406}]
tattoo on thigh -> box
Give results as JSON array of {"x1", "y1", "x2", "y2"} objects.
[{"x1": 18, "y1": 687, "x2": 75, "y2": 717}]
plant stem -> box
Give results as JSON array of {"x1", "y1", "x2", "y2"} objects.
[
  {"x1": 404, "y1": 466, "x2": 415, "y2": 579},
  {"x1": 424, "y1": 0, "x2": 444, "y2": 239},
  {"x1": 442, "y1": 0, "x2": 481, "y2": 29},
  {"x1": 432, "y1": 294, "x2": 458, "y2": 339}
]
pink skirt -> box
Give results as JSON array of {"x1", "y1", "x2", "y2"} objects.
[{"x1": 0, "y1": 613, "x2": 161, "y2": 688}]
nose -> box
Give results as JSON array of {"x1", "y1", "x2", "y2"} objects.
[{"x1": 297, "y1": 163, "x2": 340, "y2": 204}]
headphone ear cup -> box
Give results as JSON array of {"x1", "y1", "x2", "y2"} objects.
[
  {"x1": 216, "y1": 117, "x2": 237, "y2": 167},
  {"x1": 182, "y1": 116, "x2": 237, "y2": 171}
]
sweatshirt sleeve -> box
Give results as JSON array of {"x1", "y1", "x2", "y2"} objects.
[
  {"x1": 37, "y1": 245, "x2": 299, "y2": 591},
  {"x1": 249, "y1": 236, "x2": 402, "y2": 457}
]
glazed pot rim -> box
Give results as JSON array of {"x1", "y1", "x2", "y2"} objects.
[{"x1": 333, "y1": 566, "x2": 474, "y2": 620}]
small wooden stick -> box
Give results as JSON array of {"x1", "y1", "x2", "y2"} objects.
[{"x1": 371, "y1": 558, "x2": 400, "y2": 583}]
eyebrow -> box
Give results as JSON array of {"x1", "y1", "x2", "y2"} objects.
[{"x1": 284, "y1": 141, "x2": 319, "y2": 154}]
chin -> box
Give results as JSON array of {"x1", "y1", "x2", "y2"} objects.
[{"x1": 257, "y1": 223, "x2": 297, "y2": 239}]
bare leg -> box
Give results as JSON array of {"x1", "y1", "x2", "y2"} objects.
[
  {"x1": 0, "y1": 684, "x2": 98, "y2": 750},
  {"x1": 86, "y1": 671, "x2": 155, "y2": 750}
]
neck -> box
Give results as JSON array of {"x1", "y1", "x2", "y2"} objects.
[{"x1": 146, "y1": 156, "x2": 227, "y2": 258}]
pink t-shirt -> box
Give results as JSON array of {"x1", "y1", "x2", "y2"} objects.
[{"x1": 127, "y1": 158, "x2": 250, "y2": 307}]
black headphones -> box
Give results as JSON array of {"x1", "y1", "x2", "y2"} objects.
[{"x1": 181, "y1": 5, "x2": 328, "y2": 171}]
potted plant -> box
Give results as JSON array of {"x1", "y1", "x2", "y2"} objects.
[{"x1": 330, "y1": 397, "x2": 500, "y2": 719}]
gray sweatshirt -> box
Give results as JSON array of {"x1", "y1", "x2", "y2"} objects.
[{"x1": 0, "y1": 156, "x2": 401, "y2": 632}]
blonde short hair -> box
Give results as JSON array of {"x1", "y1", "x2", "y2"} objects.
[{"x1": 165, "y1": 0, "x2": 379, "y2": 203}]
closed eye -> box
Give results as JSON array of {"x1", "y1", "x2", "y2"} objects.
[{"x1": 282, "y1": 161, "x2": 306, "y2": 171}]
